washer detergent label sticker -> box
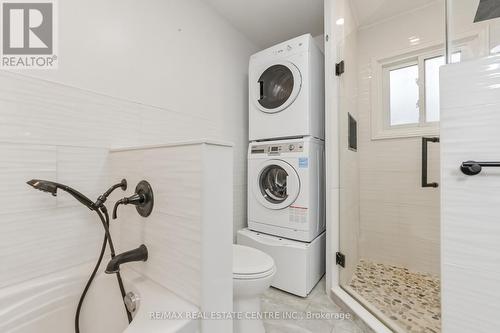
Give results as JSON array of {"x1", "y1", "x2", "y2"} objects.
[
  {"x1": 299, "y1": 157, "x2": 308, "y2": 168},
  {"x1": 289, "y1": 206, "x2": 308, "y2": 223}
]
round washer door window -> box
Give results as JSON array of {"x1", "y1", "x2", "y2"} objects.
[
  {"x1": 255, "y1": 62, "x2": 302, "y2": 114},
  {"x1": 254, "y1": 160, "x2": 300, "y2": 210}
]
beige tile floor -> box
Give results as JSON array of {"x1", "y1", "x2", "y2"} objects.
[{"x1": 261, "y1": 277, "x2": 369, "y2": 333}]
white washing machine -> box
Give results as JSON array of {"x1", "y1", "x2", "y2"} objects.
[
  {"x1": 247, "y1": 137, "x2": 325, "y2": 242},
  {"x1": 248, "y1": 34, "x2": 325, "y2": 141}
]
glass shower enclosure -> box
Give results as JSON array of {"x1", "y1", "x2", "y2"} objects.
[{"x1": 335, "y1": 0, "x2": 500, "y2": 331}]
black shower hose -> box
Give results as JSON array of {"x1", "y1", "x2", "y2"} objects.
[{"x1": 74, "y1": 207, "x2": 132, "y2": 333}]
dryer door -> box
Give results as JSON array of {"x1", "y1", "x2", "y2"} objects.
[
  {"x1": 253, "y1": 159, "x2": 300, "y2": 210},
  {"x1": 254, "y1": 62, "x2": 302, "y2": 114}
]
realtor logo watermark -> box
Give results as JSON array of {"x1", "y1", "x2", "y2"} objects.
[{"x1": 1, "y1": 0, "x2": 57, "y2": 68}]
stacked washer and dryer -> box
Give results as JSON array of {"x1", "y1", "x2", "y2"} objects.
[{"x1": 237, "y1": 34, "x2": 326, "y2": 297}]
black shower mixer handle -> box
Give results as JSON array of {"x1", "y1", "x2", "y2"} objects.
[{"x1": 112, "y1": 180, "x2": 154, "y2": 219}]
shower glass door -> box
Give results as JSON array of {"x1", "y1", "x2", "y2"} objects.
[{"x1": 334, "y1": 0, "x2": 448, "y2": 332}]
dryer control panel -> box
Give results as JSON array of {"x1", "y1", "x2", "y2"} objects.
[{"x1": 251, "y1": 142, "x2": 304, "y2": 155}]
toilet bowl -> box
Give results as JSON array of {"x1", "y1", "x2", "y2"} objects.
[{"x1": 233, "y1": 244, "x2": 276, "y2": 333}]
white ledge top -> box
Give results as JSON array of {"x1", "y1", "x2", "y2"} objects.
[{"x1": 110, "y1": 139, "x2": 234, "y2": 152}]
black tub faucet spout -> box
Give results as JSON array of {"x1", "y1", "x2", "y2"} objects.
[{"x1": 105, "y1": 245, "x2": 148, "y2": 274}]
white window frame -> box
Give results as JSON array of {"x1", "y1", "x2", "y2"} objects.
[{"x1": 370, "y1": 31, "x2": 487, "y2": 140}]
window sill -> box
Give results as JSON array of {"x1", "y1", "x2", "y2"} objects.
[{"x1": 371, "y1": 126, "x2": 439, "y2": 140}]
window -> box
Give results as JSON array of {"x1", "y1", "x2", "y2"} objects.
[
  {"x1": 389, "y1": 64, "x2": 419, "y2": 126},
  {"x1": 372, "y1": 47, "x2": 462, "y2": 139}
]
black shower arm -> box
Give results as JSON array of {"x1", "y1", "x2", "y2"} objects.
[{"x1": 94, "y1": 179, "x2": 128, "y2": 208}]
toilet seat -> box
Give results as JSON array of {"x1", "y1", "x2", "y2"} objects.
[
  {"x1": 233, "y1": 267, "x2": 275, "y2": 280},
  {"x1": 233, "y1": 245, "x2": 275, "y2": 280}
]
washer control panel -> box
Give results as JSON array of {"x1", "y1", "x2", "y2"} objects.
[{"x1": 251, "y1": 142, "x2": 304, "y2": 155}]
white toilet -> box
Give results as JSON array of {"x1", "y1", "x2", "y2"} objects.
[{"x1": 233, "y1": 244, "x2": 276, "y2": 333}]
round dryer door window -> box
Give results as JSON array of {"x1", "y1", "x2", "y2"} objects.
[
  {"x1": 255, "y1": 62, "x2": 302, "y2": 114},
  {"x1": 254, "y1": 160, "x2": 300, "y2": 210}
]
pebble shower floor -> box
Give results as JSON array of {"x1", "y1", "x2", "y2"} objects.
[{"x1": 349, "y1": 260, "x2": 440, "y2": 333}]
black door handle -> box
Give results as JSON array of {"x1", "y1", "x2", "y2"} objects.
[
  {"x1": 461, "y1": 161, "x2": 500, "y2": 176},
  {"x1": 422, "y1": 137, "x2": 439, "y2": 188}
]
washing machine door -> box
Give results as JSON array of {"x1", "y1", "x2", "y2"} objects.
[
  {"x1": 253, "y1": 62, "x2": 302, "y2": 114},
  {"x1": 253, "y1": 159, "x2": 300, "y2": 210}
]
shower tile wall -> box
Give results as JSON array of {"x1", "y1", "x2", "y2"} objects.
[
  {"x1": 0, "y1": 69, "x2": 242, "y2": 290},
  {"x1": 441, "y1": 54, "x2": 500, "y2": 332},
  {"x1": 56, "y1": 147, "x2": 110, "y2": 208},
  {"x1": 0, "y1": 142, "x2": 104, "y2": 288},
  {"x1": 109, "y1": 143, "x2": 233, "y2": 333},
  {"x1": 109, "y1": 145, "x2": 204, "y2": 304},
  {"x1": 356, "y1": 3, "x2": 444, "y2": 275}
]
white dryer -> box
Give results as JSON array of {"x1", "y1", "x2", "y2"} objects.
[
  {"x1": 248, "y1": 34, "x2": 325, "y2": 141},
  {"x1": 247, "y1": 137, "x2": 325, "y2": 242}
]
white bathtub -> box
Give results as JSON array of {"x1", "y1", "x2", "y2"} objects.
[{"x1": 0, "y1": 264, "x2": 199, "y2": 333}]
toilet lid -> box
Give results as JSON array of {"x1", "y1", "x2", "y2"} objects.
[{"x1": 233, "y1": 245, "x2": 275, "y2": 277}]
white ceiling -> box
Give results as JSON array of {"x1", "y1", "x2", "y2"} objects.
[
  {"x1": 203, "y1": 0, "x2": 324, "y2": 48},
  {"x1": 351, "y1": 0, "x2": 441, "y2": 28}
]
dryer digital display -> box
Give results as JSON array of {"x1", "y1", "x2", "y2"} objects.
[{"x1": 251, "y1": 143, "x2": 304, "y2": 155}]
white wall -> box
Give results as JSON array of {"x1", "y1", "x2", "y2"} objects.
[
  {"x1": 356, "y1": 3, "x2": 444, "y2": 275},
  {"x1": 0, "y1": 0, "x2": 257, "y2": 291},
  {"x1": 440, "y1": 54, "x2": 500, "y2": 333}
]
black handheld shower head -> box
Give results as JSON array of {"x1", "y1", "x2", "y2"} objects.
[
  {"x1": 27, "y1": 179, "x2": 95, "y2": 210},
  {"x1": 27, "y1": 179, "x2": 58, "y2": 196},
  {"x1": 27, "y1": 178, "x2": 135, "y2": 329}
]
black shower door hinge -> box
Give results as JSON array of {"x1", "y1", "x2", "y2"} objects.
[
  {"x1": 335, "y1": 60, "x2": 345, "y2": 76},
  {"x1": 336, "y1": 252, "x2": 345, "y2": 267}
]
